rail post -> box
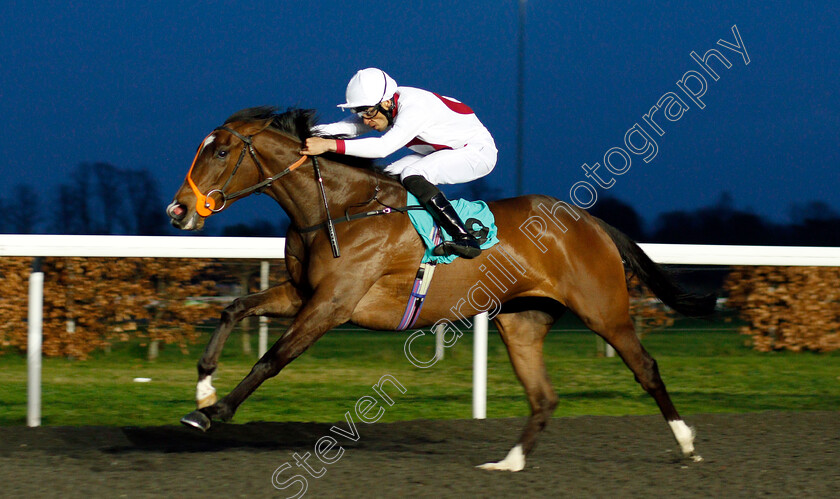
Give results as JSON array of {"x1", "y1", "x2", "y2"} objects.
[
  {"x1": 258, "y1": 260, "x2": 270, "y2": 357},
  {"x1": 473, "y1": 312, "x2": 488, "y2": 419},
  {"x1": 27, "y1": 257, "x2": 44, "y2": 427}
]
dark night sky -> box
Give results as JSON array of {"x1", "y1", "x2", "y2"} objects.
[{"x1": 1, "y1": 1, "x2": 837, "y2": 236}]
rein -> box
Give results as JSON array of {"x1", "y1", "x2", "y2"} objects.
[{"x1": 311, "y1": 155, "x2": 340, "y2": 258}]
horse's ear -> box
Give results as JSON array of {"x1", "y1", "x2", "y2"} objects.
[{"x1": 253, "y1": 120, "x2": 276, "y2": 136}]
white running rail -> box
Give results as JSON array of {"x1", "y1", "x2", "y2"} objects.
[{"x1": 3, "y1": 234, "x2": 840, "y2": 426}]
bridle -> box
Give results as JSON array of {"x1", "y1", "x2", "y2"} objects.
[
  {"x1": 185, "y1": 125, "x2": 306, "y2": 217},
  {"x1": 184, "y1": 124, "x2": 340, "y2": 257}
]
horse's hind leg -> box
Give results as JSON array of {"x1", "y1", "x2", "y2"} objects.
[
  {"x1": 576, "y1": 298, "x2": 702, "y2": 462},
  {"x1": 478, "y1": 310, "x2": 558, "y2": 472},
  {"x1": 193, "y1": 280, "x2": 304, "y2": 409}
]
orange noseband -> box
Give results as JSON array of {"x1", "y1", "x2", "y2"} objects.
[{"x1": 185, "y1": 133, "x2": 217, "y2": 217}]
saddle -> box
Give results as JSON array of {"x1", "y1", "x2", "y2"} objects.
[
  {"x1": 395, "y1": 195, "x2": 499, "y2": 330},
  {"x1": 406, "y1": 193, "x2": 499, "y2": 264}
]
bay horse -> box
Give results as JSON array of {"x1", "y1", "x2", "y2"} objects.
[{"x1": 167, "y1": 106, "x2": 714, "y2": 470}]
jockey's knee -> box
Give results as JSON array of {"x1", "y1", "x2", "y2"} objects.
[{"x1": 402, "y1": 175, "x2": 440, "y2": 204}]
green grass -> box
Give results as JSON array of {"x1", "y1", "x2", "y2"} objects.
[{"x1": 1, "y1": 319, "x2": 838, "y2": 427}]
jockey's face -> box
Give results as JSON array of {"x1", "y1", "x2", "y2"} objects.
[{"x1": 359, "y1": 100, "x2": 391, "y2": 132}]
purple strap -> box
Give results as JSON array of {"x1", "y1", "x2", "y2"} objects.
[{"x1": 396, "y1": 227, "x2": 441, "y2": 330}]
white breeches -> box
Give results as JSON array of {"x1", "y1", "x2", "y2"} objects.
[{"x1": 383, "y1": 140, "x2": 497, "y2": 185}]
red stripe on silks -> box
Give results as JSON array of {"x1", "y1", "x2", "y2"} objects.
[
  {"x1": 433, "y1": 93, "x2": 474, "y2": 114},
  {"x1": 335, "y1": 139, "x2": 345, "y2": 154},
  {"x1": 406, "y1": 137, "x2": 452, "y2": 151},
  {"x1": 392, "y1": 92, "x2": 400, "y2": 118}
]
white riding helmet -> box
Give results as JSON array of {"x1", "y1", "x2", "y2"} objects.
[{"x1": 338, "y1": 68, "x2": 398, "y2": 109}]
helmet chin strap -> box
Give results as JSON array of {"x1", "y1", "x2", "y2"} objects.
[{"x1": 377, "y1": 98, "x2": 395, "y2": 127}]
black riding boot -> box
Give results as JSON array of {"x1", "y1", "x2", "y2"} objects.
[
  {"x1": 402, "y1": 175, "x2": 482, "y2": 259},
  {"x1": 426, "y1": 193, "x2": 482, "y2": 258}
]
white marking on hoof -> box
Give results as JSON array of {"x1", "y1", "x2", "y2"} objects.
[
  {"x1": 196, "y1": 376, "x2": 217, "y2": 409},
  {"x1": 477, "y1": 444, "x2": 525, "y2": 472},
  {"x1": 197, "y1": 392, "x2": 217, "y2": 409},
  {"x1": 669, "y1": 420, "x2": 701, "y2": 460}
]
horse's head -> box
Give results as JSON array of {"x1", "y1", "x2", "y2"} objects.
[
  {"x1": 168, "y1": 106, "x2": 385, "y2": 231},
  {"x1": 168, "y1": 107, "x2": 317, "y2": 230},
  {"x1": 168, "y1": 108, "x2": 297, "y2": 230}
]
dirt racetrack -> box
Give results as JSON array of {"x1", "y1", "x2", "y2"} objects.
[{"x1": 1, "y1": 411, "x2": 838, "y2": 498}]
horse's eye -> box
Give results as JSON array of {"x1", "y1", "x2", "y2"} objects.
[{"x1": 217, "y1": 150, "x2": 228, "y2": 159}]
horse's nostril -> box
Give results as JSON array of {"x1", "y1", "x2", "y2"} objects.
[{"x1": 169, "y1": 203, "x2": 187, "y2": 221}]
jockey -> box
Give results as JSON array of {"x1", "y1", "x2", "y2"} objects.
[{"x1": 301, "y1": 68, "x2": 497, "y2": 259}]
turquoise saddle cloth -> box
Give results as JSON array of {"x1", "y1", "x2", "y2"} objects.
[{"x1": 406, "y1": 192, "x2": 499, "y2": 264}]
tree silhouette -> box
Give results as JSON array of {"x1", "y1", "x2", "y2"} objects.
[
  {"x1": 125, "y1": 169, "x2": 169, "y2": 235},
  {"x1": 790, "y1": 201, "x2": 839, "y2": 223},
  {"x1": 52, "y1": 163, "x2": 169, "y2": 235},
  {"x1": 787, "y1": 201, "x2": 840, "y2": 246},
  {"x1": 652, "y1": 192, "x2": 774, "y2": 245},
  {"x1": 0, "y1": 195, "x2": 7, "y2": 232},
  {"x1": 221, "y1": 217, "x2": 290, "y2": 237},
  {"x1": 4, "y1": 184, "x2": 43, "y2": 233},
  {"x1": 587, "y1": 196, "x2": 646, "y2": 240}
]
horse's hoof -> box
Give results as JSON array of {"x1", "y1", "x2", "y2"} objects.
[
  {"x1": 476, "y1": 444, "x2": 525, "y2": 472},
  {"x1": 180, "y1": 410, "x2": 211, "y2": 432}
]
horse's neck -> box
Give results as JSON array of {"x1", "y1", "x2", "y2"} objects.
[{"x1": 266, "y1": 150, "x2": 405, "y2": 230}]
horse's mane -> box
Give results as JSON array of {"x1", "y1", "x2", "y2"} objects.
[
  {"x1": 224, "y1": 106, "x2": 313, "y2": 141},
  {"x1": 223, "y1": 106, "x2": 381, "y2": 172}
]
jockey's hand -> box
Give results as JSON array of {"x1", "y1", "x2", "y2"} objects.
[{"x1": 300, "y1": 137, "x2": 336, "y2": 156}]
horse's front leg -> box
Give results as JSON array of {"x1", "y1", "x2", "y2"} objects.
[
  {"x1": 194, "y1": 280, "x2": 305, "y2": 409},
  {"x1": 183, "y1": 280, "x2": 366, "y2": 430}
]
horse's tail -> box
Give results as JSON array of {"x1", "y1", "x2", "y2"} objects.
[{"x1": 596, "y1": 219, "x2": 716, "y2": 318}]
